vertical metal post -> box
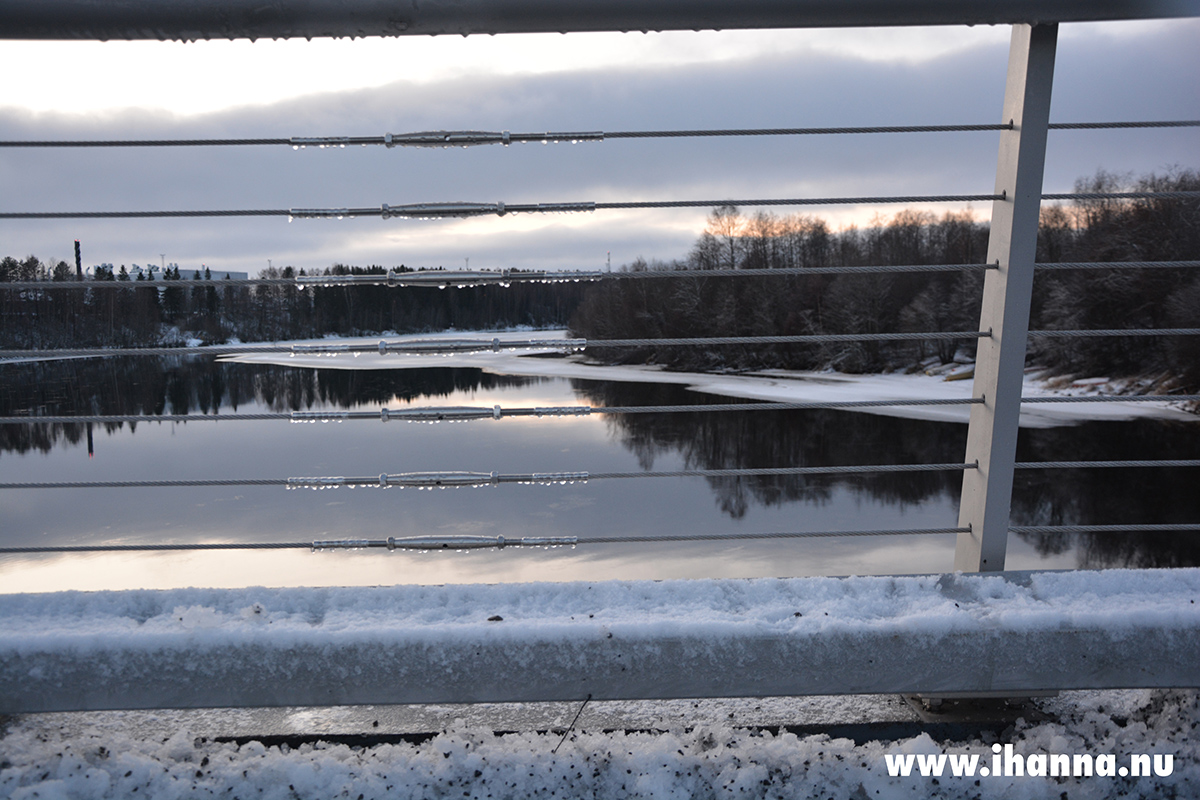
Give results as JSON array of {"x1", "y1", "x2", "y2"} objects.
[{"x1": 955, "y1": 23, "x2": 1057, "y2": 572}]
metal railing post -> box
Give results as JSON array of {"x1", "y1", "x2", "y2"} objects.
[{"x1": 955, "y1": 23, "x2": 1057, "y2": 572}]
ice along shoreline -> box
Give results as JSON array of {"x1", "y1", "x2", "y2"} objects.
[{"x1": 218, "y1": 329, "x2": 1200, "y2": 428}]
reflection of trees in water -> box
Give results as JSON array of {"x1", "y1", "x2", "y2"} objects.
[
  {"x1": 1011, "y1": 420, "x2": 1200, "y2": 569},
  {"x1": 575, "y1": 379, "x2": 1200, "y2": 568},
  {"x1": 0, "y1": 358, "x2": 536, "y2": 456},
  {"x1": 571, "y1": 380, "x2": 967, "y2": 519}
]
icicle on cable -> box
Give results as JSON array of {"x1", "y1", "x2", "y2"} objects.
[
  {"x1": 289, "y1": 337, "x2": 587, "y2": 357},
  {"x1": 286, "y1": 471, "x2": 590, "y2": 490}
]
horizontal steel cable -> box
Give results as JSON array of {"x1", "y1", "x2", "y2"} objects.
[
  {"x1": 3, "y1": 259, "x2": 1194, "y2": 294},
  {"x1": 1018, "y1": 395, "x2": 1200, "y2": 403},
  {"x1": 12, "y1": 328, "x2": 1200, "y2": 360},
  {"x1": 0, "y1": 331, "x2": 987, "y2": 359},
  {"x1": 1034, "y1": 260, "x2": 1200, "y2": 270},
  {"x1": 8, "y1": 461, "x2": 1195, "y2": 491},
  {"x1": 7, "y1": 523, "x2": 1196, "y2": 554},
  {"x1": 1027, "y1": 328, "x2": 1200, "y2": 337},
  {"x1": 0, "y1": 479, "x2": 287, "y2": 489},
  {"x1": 0, "y1": 527, "x2": 972, "y2": 554},
  {"x1": 0, "y1": 209, "x2": 288, "y2": 219},
  {"x1": 0, "y1": 263, "x2": 1001, "y2": 291},
  {"x1": 587, "y1": 463, "x2": 974, "y2": 480},
  {"x1": 0, "y1": 400, "x2": 987, "y2": 426},
  {"x1": 7, "y1": 395, "x2": 1200, "y2": 427},
  {"x1": 6, "y1": 190, "x2": 1196, "y2": 222},
  {"x1": 9, "y1": 259, "x2": 1200, "y2": 292},
  {"x1": 583, "y1": 332, "x2": 987, "y2": 347},
  {"x1": 0, "y1": 463, "x2": 977, "y2": 490},
  {"x1": 2, "y1": 120, "x2": 1194, "y2": 148},
  {"x1": 1042, "y1": 191, "x2": 1200, "y2": 201},
  {"x1": 0, "y1": 413, "x2": 291, "y2": 424},
  {"x1": 1046, "y1": 120, "x2": 1200, "y2": 129},
  {"x1": 0, "y1": 542, "x2": 307, "y2": 553},
  {"x1": 0, "y1": 195, "x2": 1003, "y2": 220},
  {"x1": 585, "y1": 527, "x2": 969, "y2": 543},
  {"x1": 5, "y1": 396, "x2": 1196, "y2": 427},
  {"x1": 1009, "y1": 524, "x2": 1200, "y2": 534},
  {"x1": 593, "y1": 195, "x2": 1001, "y2": 210},
  {"x1": 1014, "y1": 460, "x2": 1200, "y2": 469},
  {"x1": 0, "y1": 138, "x2": 292, "y2": 148}
]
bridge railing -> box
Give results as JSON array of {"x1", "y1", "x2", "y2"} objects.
[{"x1": 1, "y1": 2, "x2": 1199, "y2": 712}]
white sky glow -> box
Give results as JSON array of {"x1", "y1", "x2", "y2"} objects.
[{"x1": 0, "y1": 23, "x2": 1165, "y2": 117}]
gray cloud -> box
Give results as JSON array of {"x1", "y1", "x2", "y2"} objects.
[{"x1": 1, "y1": 22, "x2": 1196, "y2": 274}]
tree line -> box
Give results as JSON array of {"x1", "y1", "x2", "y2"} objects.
[
  {"x1": 2, "y1": 169, "x2": 1196, "y2": 386},
  {"x1": 0, "y1": 262, "x2": 589, "y2": 349},
  {"x1": 568, "y1": 169, "x2": 1199, "y2": 388}
]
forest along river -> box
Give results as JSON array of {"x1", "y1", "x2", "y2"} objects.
[{"x1": 2, "y1": 349, "x2": 1198, "y2": 593}]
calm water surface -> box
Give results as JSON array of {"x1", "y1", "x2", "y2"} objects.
[{"x1": 2, "y1": 357, "x2": 1197, "y2": 592}]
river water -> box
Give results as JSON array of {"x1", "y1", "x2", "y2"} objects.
[{"x1": 2, "y1": 356, "x2": 1198, "y2": 593}]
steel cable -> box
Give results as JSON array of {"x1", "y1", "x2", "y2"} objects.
[
  {"x1": 9, "y1": 260, "x2": 1200, "y2": 292},
  {"x1": 1015, "y1": 460, "x2": 1200, "y2": 469},
  {"x1": 584, "y1": 332, "x2": 987, "y2": 347},
  {"x1": 8, "y1": 461, "x2": 1196, "y2": 491},
  {"x1": 0, "y1": 542, "x2": 308, "y2": 553},
  {"x1": 5, "y1": 191, "x2": 1196, "y2": 222},
  {"x1": 1009, "y1": 524, "x2": 1200, "y2": 534},
  {"x1": 6, "y1": 395, "x2": 1200, "y2": 427},
  {"x1": 0, "y1": 400, "x2": 987, "y2": 426},
  {"x1": 1027, "y1": 328, "x2": 1200, "y2": 338},
  {"x1": 1, "y1": 120, "x2": 1194, "y2": 148},
  {"x1": 0, "y1": 463, "x2": 977, "y2": 490},
  {"x1": 0, "y1": 331, "x2": 988, "y2": 359},
  {"x1": 584, "y1": 527, "x2": 969, "y2": 543},
  {"x1": 0, "y1": 527, "x2": 972, "y2": 554}
]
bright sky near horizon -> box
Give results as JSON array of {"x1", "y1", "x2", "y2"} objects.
[
  {"x1": 3, "y1": 27, "x2": 1019, "y2": 115},
  {"x1": 1, "y1": 20, "x2": 1197, "y2": 274}
]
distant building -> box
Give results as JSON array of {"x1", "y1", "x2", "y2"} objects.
[{"x1": 119, "y1": 264, "x2": 249, "y2": 281}]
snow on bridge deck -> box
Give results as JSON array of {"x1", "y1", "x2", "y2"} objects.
[{"x1": 3, "y1": 568, "x2": 1198, "y2": 713}]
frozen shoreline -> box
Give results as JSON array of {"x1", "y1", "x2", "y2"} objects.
[{"x1": 219, "y1": 329, "x2": 1200, "y2": 428}]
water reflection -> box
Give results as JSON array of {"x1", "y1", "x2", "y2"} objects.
[
  {"x1": 1013, "y1": 420, "x2": 1200, "y2": 568},
  {"x1": 0, "y1": 357, "x2": 539, "y2": 456},
  {"x1": 1, "y1": 358, "x2": 1197, "y2": 584},
  {"x1": 573, "y1": 379, "x2": 966, "y2": 519},
  {"x1": 576, "y1": 380, "x2": 1200, "y2": 569}
]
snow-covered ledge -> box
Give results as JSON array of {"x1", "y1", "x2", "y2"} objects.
[{"x1": 3, "y1": 569, "x2": 1198, "y2": 714}]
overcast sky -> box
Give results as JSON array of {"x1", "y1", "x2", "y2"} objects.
[{"x1": 1, "y1": 20, "x2": 1197, "y2": 275}]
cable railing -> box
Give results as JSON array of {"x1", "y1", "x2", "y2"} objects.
[{"x1": 2, "y1": 38, "x2": 1198, "y2": 577}]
